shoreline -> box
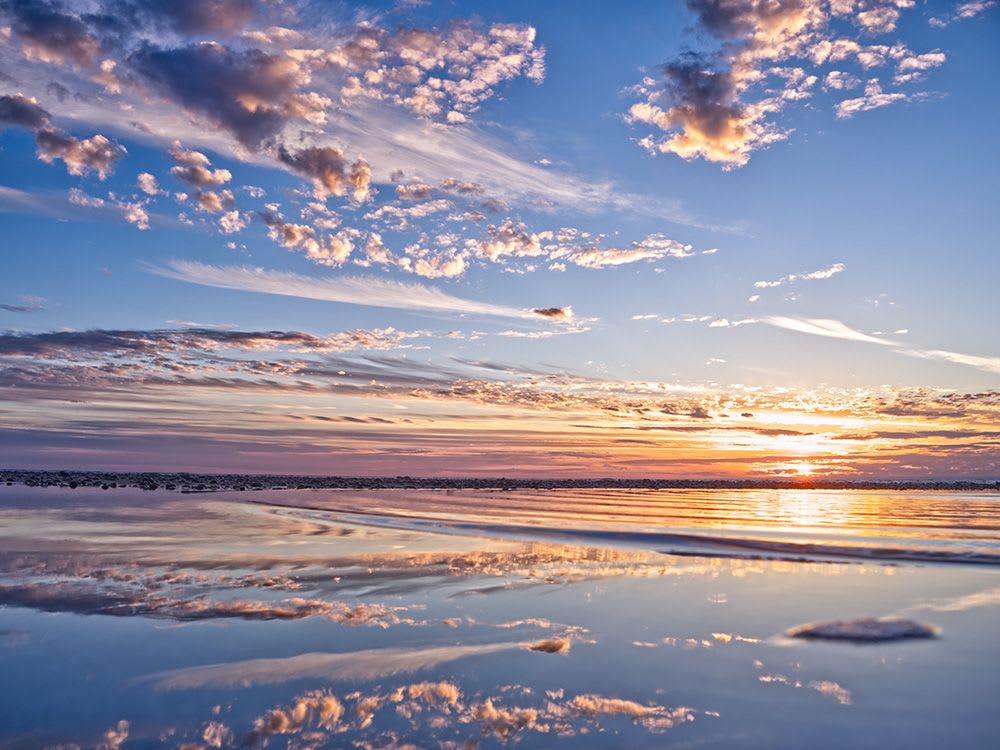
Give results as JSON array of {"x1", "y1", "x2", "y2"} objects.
[{"x1": 2, "y1": 469, "x2": 998, "y2": 493}]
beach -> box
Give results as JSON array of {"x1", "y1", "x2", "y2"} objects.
[{"x1": 1, "y1": 483, "x2": 999, "y2": 749}]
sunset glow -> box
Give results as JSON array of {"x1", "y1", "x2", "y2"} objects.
[{"x1": 0, "y1": 0, "x2": 997, "y2": 479}]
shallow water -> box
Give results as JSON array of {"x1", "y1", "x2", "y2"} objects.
[
  {"x1": 239, "y1": 486, "x2": 1000, "y2": 564},
  {"x1": 1, "y1": 485, "x2": 999, "y2": 749}
]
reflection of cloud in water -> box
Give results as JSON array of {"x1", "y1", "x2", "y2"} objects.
[
  {"x1": 633, "y1": 632, "x2": 761, "y2": 649},
  {"x1": 0, "y1": 582, "x2": 419, "y2": 627},
  {"x1": 225, "y1": 682, "x2": 702, "y2": 748},
  {"x1": 919, "y1": 586, "x2": 1000, "y2": 612},
  {"x1": 149, "y1": 641, "x2": 547, "y2": 690},
  {"x1": 757, "y1": 673, "x2": 853, "y2": 706}
]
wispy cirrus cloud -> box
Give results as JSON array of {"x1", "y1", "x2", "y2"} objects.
[
  {"x1": 761, "y1": 316, "x2": 897, "y2": 346},
  {"x1": 762, "y1": 316, "x2": 1000, "y2": 375},
  {"x1": 149, "y1": 259, "x2": 563, "y2": 320},
  {"x1": 0, "y1": 294, "x2": 46, "y2": 313}
]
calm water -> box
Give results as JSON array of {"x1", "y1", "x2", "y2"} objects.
[{"x1": 1, "y1": 485, "x2": 999, "y2": 749}]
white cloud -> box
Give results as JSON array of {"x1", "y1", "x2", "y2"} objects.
[
  {"x1": 754, "y1": 263, "x2": 845, "y2": 289},
  {"x1": 761, "y1": 316, "x2": 898, "y2": 345},
  {"x1": 150, "y1": 259, "x2": 550, "y2": 320}
]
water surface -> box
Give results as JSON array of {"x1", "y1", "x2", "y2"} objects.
[{"x1": 1, "y1": 485, "x2": 998, "y2": 749}]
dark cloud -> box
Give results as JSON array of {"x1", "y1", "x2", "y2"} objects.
[
  {"x1": 0, "y1": 297, "x2": 45, "y2": 312},
  {"x1": 4, "y1": 0, "x2": 103, "y2": 68},
  {"x1": 532, "y1": 306, "x2": 572, "y2": 320},
  {"x1": 125, "y1": 0, "x2": 255, "y2": 36},
  {"x1": 0, "y1": 92, "x2": 50, "y2": 128},
  {"x1": 129, "y1": 41, "x2": 305, "y2": 149},
  {"x1": 276, "y1": 145, "x2": 371, "y2": 200},
  {"x1": 0, "y1": 93, "x2": 125, "y2": 177},
  {"x1": 34, "y1": 126, "x2": 126, "y2": 177},
  {"x1": 0, "y1": 327, "x2": 422, "y2": 358},
  {"x1": 45, "y1": 79, "x2": 70, "y2": 102}
]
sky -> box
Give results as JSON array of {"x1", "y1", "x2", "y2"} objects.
[{"x1": 0, "y1": 0, "x2": 998, "y2": 478}]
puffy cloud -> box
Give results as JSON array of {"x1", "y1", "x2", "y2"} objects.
[
  {"x1": 97, "y1": 720, "x2": 129, "y2": 750},
  {"x1": 823, "y1": 70, "x2": 861, "y2": 90},
  {"x1": 627, "y1": 0, "x2": 939, "y2": 167},
  {"x1": 565, "y1": 234, "x2": 695, "y2": 268},
  {"x1": 0, "y1": 93, "x2": 125, "y2": 177},
  {"x1": 120, "y1": 200, "x2": 149, "y2": 229},
  {"x1": 628, "y1": 54, "x2": 789, "y2": 169},
  {"x1": 410, "y1": 252, "x2": 467, "y2": 279},
  {"x1": 894, "y1": 51, "x2": 946, "y2": 84},
  {"x1": 855, "y1": 6, "x2": 900, "y2": 33},
  {"x1": 34, "y1": 127, "x2": 125, "y2": 178},
  {"x1": 169, "y1": 141, "x2": 232, "y2": 187},
  {"x1": 136, "y1": 172, "x2": 160, "y2": 195},
  {"x1": 469, "y1": 220, "x2": 703, "y2": 271},
  {"x1": 930, "y1": 0, "x2": 996, "y2": 27},
  {"x1": 218, "y1": 208, "x2": 248, "y2": 234},
  {"x1": 835, "y1": 78, "x2": 907, "y2": 117},
  {"x1": 293, "y1": 20, "x2": 545, "y2": 123},
  {"x1": 277, "y1": 145, "x2": 372, "y2": 201},
  {"x1": 195, "y1": 189, "x2": 234, "y2": 213},
  {"x1": 259, "y1": 211, "x2": 357, "y2": 266}
]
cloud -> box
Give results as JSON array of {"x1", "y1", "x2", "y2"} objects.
[
  {"x1": 136, "y1": 172, "x2": 160, "y2": 195},
  {"x1": 835, "y1": 78, "x2": 908, "y2": 117},
  {"x1": 128, "y1": 0, "x2": 256, "y2": 36},
  {"x1": 5, "y1": 0, "x2": 102, "y2": 68},
  {"x1": 149, "y1": 259, "x2": 550, "y2": 319},
  {"x1": 0, "y1": 93, "x2": 125, "y2": 177},
  {"x1": 277, "y1": 144, "x2": 372, "y2": 201},
  {"x1": 469, "y1": 220, "x2": 704, "y2": 271},
  {"x1": 169, "y1": 141, "x2": 232, "y2": 186},
  {"x1": 33, "y1": 126, "x2": 125, "y2": 177},
  {"x1": 0, "y1": 326, "x2": 431, "y2": 360},
  {"x1": 627, "y1": 0, "x2": 938, "y2": 167},
  {"x1": 930, "y1": 0, "x2": 996, "y2": 27},
  {"x1": 754, "y1": 262, "x2": 845, "y2": 288},
  {"x1": 532, "y1": 306, "x2": 573, "y2": 321},
  {"x1": 147, "y1": 642, "x2": 523, "y2": 690},
  {"x1": 285, "y1": 20, "x2": 545, "y2": 123},
  {"x1": 0, "y1": 91, "x2": 49, "y2": 128},
  {"x1": 763, "y1": 316, "x2": 1000, "y2": 375},
  {"x1": 129, "y1": 41, "x2": 310, "y2": 149},
  {"x1": 0, "y1": 294, "x2": 46, "y2": 313},
  {"x1": 900, "y1": 348, "x2": 1000, "y2": 375},
  {"x1": 762, "y1": 315, "x2": 898, "y2": 345}
]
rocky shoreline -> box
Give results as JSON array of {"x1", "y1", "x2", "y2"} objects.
[{"x1": 1, "y1": 469, "x2": 997, "y2": 493}]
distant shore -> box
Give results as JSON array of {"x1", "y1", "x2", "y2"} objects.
[{"x1": 1, "y1": 469, "x2": 997, "y2": 493}]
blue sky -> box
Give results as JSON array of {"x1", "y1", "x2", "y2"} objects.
[{"x1": 1, "y1": 0, "x2": 998, "y2": 477}]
